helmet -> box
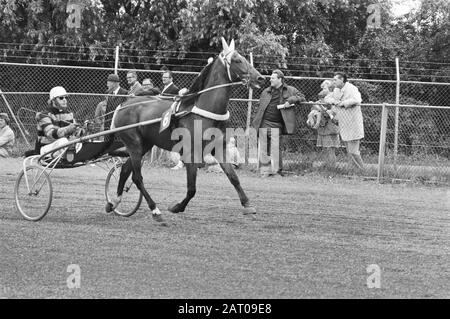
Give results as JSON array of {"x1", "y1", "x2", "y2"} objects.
[{"x1": 48, "y1": 86, "x2": 68, "y2": 104}]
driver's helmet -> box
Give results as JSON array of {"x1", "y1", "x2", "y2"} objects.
[{"x1": 48, "y1": 86, "x2": 68, "y2": 104}]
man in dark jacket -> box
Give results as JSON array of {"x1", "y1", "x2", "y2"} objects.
[
  {"x1": 104, "y1": 73, "x2": 128, "y2": 129},
  {"x1": 252, "y1": 69, "x2": 305, "y2": 177},
  {"x1": 161, "y1": 71, "x2": 179, "y2": 96},
  {"x1": 103, "y1": 74, "x2": 128, "y2": 145},
  {"x1": 161, "y1": 70, "x2": 184, "y2": 169}
]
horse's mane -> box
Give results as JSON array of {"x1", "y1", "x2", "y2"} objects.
[
  {"x1": 180, "y1": 58, "x2": 215, "y2": 107},
  {"x1": 189, "y1": 59, "x2": 214, "y2": 93}
]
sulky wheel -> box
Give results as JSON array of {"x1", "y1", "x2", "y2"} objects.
[
  {"x1": 14, "y1": 165, "x2": 53, "y2": 221},
  {"x1": 104, "y1": 164, "x2": 142, "y2": 217}
]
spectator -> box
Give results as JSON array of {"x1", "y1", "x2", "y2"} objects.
[
  {"x1": 104, "y1": 74, "x2": 128, "y2": 131},
  {"x1": 252, "y1": 69, "x2": 306, "y2": 177},
  {"x1": 0, "y1": 112, "x2": 15, "y2": 158},
  {"x1": 126, "y1": 71, "x2": 142, "y2": 96},
  {"x1": 160, "y1": 70, "x2": 183, "y2": 169},
  {"x1": 203, "y1": 137, "x2": 242, "y2": 173},
  {"x1": 307, "y1": 80, "x2": 340, "y2": 167},
  {"x1": 161, "y1": 70, "x2": 179, "y2": 96},
  {"x1": 135, "y1": 78, "x2": 161, "y2": 96},
  {"x1": 36, "y1": 86, "x2": 78, "y2": 157},
  {"x1": 94, "y1": 100, "x2": 106, "y2": 134},
  {"x1": 332, "y1": 72, "x2": 364, "y2": 170},
  {"x1": 142, "y1": 78, "x2": 154, "y2": 89}
]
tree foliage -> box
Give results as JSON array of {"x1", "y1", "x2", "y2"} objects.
[{"x1": 0, "y1": 0, "x2": 448, "y2": 76}]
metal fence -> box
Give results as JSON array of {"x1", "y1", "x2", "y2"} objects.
[{"x1": 1, "y1": 62, "x2": 449, "y2": 185}]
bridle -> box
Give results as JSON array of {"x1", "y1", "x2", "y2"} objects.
[
  {"x1": 218, "y1": 50, "x2": 251, "y2": 87},
  {"x1": 179, "y1": 51, "x2": 251, "y2": 100},
  {"x1": 175, "y1": 52, "x2": 253, "y2": 122}
]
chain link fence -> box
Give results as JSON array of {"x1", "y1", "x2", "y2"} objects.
[{"x1": 1, "y1": 62, "x2": 449, "y2": 185}]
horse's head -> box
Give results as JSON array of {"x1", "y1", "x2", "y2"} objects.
[{"x1": 219, "y1": 37, "x2": 265, "y2": 89}]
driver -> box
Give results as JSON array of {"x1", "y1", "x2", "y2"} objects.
[{"x1": 36, "y1": 86, "x2": 78, "y2": 157}]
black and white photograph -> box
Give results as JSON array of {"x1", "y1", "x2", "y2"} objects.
[{"x1": 0, "y1": 0, "x2": 448, "y2": 303}]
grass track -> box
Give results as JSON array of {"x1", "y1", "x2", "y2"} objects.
[{"x1": 0, "y1": 158, "x2": 449, "y2": 298}]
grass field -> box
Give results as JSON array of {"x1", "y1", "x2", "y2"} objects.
[{"x1": 0, "y1": 158, "x2": 448, "y2": 298}]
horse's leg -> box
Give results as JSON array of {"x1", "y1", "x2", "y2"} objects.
[
  {"x1": 168, "y1": 162, "x2": 197, "y2": 213},
  {"x1": 105, "y1": 157, "x2": 133, "y2": 213},
  {"x1": 114, "y1": 129, "x2": 164, "y2": 222},
  {"x1": 128, "y1": 149, "x2": 164, "y2": 222},
  {"x1": 218, "y1": 162, "x2": 257, "y2": 215}
]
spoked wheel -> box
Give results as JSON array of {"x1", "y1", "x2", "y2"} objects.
[
  {"x1": 105, "y1": 164, "x2": 142, "y2": 217},
  {"x1": 14, "y1": 165, "x2": 53, "y2": 221}
]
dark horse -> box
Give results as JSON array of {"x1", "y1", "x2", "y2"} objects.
[{"x1": 106, "y1": 38, "x2": 265, "y2": 222}]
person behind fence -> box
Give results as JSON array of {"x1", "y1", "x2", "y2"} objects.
[
  {"x1": 160, "y1": 70, "x2": 184, "y2": 169},
  {"x1": 126, "y1": 70, "x2": 142, "y2": 96},
  {"x1": 306, "y1": 80, "x2": 340, "y2": 167},
  {"x1": 0, "y1": 113, "x2": 15, "y2": 158},
  {"x1": 252, "y1": 69, "x2": 306, "y2": 177},
  {"x1": 135, "y1": 78, "x2": 161, "y2": 96},
  {"x1": 203, "y1": 137, "x2": 242, "y2": 173},
  {"x1": 332, "y1": 72, "x2": 364, "y2": 170},
  {"x1": 161, "y1": 70, "x2": 179, "y2": 96},
  {"x1": 94, "y1": 74, "x2": 127, "y2": 138},
  {"x1": 94, "y1": 100, "x2": 106, "y2": 134},
  {"x1": 104, "y1": 73, "x2": 128, "y2": 137},
  {"x1": 36, "y1": 86, "x2": 79, "y2": 157}
]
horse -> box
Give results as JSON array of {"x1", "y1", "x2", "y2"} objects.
[{"x1": 106, "y1": 38, "x2": 265, "y2": 222}]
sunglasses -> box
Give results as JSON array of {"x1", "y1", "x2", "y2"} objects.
[{"x1": 58, "y1": 96, "x2": 67, "y2": 100}]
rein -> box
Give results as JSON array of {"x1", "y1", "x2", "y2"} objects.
[
  {"x1": 179, "y1": 81, "x2": 244, "y2": 100},
  {"x1": 113, "y1": 81, "x2": 244, "y2": 123}
]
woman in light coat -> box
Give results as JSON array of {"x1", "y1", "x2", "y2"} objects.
[{"x1": 332, "y1": 72, "x2": 365, "y2": 170}]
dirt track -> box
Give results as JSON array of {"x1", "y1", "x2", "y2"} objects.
[{"x1": 0, "y1": 158, "x2": 449, "y2": 298}]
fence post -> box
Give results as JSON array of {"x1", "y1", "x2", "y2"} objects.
[
  {"x1": 394, "y1": 57, "x2": 400, "y2": 171},
  {"x1": 114, "y1": 46, "x2": 119, "y2": 75},
  {"x1": 377, "y1": 103, "x2": 388, "y2": 183},
  {"x1": 245, "y1": 52, "x2": 254, "y2": 165}
]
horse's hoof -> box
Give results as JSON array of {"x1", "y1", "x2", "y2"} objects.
[
  {"x1": 151, "y1": 207, "x2": 164, "y2": 222},
  {"x1": 168, "y1": 203, "x2": 183, "y2": 214},
  {"x1": 105, "y1": 202, "x2": 114, "y2": 213},
  {"x1": 243, "y1": 206, "x2": 257, "y2": 215},
  {"x1": 152, "y1": 214, "x2": 164, "y2": 223}
]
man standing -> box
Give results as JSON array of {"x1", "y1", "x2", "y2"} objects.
[
  {"x1": 104, "y1": 74, "x2": 128, "y2": 130},
  {"x1": 126, "y1": 71, "x2": 141, "y2": 96},
  {"x1": 332, "y1": 72, "x2": 364, "y2": 170},
  {"x1": 252, "y1": 69, "x2": 306, "y2": 177},
  {"x1": 161, "y1": 71, "x2": 179, "y2": 96},
  {"x1": 160, "y1": 70, "x2": 183, "y2": 169}
]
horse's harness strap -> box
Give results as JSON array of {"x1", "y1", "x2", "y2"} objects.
[
  {"x1": 219, "y1": 52, "x2": 233, "y2": 82},
  {"x1": 190, "y1": 106, "x2": 230, "y2": 121}
]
